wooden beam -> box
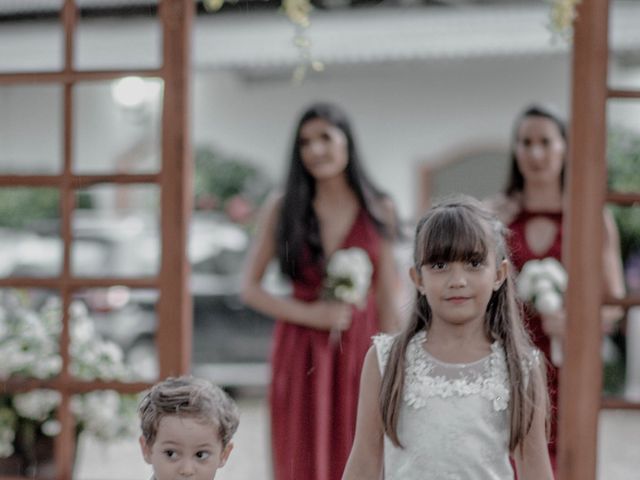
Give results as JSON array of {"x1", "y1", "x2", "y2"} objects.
[
  {"x1": 156, "y1": 0, "x2": 194, "y2": 378},
  {"x1": 0, "y1": 173, "x2": 160, "y2": 187},
  {"x1": 605, "y1": 191, "x2": 640, "y2": 206},
  {"x1": 55, "y1": 2, "x2": 77, "y2": 478},
  {"x1": 607, "y1": 89, "x2": 640, "y2": 100},
  {"x1": 3, "y1": 377, "x2": 153, "y2": 395},
  {"x1": 601, "y1": 397, "x2": 640, "y2": 410},
  {"x1": 0, "y1": 69, "x2": 163, "y2": 85},
  {"x1": 557, "y1": 0, "x2": 610, "y2": 478},
  {"x1": 0, "y1": 277, "x2": 158, "y2": 289}
]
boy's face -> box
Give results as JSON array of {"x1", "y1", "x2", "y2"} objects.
[{"x1": 140, "y1": 415, "x2": 233, "y2": 480}]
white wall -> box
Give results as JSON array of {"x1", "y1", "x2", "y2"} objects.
[{"x1": 193, "y1": 54, "x2": 572, "y2": 219}]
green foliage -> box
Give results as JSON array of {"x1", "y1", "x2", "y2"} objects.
[
  {"x1": 607, "y1": 126, "x2": 640, "y2": 263},
  {"x1": 194, "y1": 145, "x2": 271, "y2": 210},
  {"x1": 0, "y1": 188, "x2": 59, "y2": 229}
]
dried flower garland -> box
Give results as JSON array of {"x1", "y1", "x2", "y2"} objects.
[
  {"x1": 203, "y1": 0, "x2": 324, "y2": 82},
  {"x1": 547, "y1": 0, "x2": 581, "y2": 41}
]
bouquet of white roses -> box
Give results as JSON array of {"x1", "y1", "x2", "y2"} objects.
[
  {"x1": 0, "y1": 291, "x2": 138, "y2": 460},
  {"x1": 516, "y1": 257, "x2": 568, "y2": 366},
  {"x1": 323, "y1": 248, "x2": 373, "y2": 344},
  {"x1": 323, "y1": 247, "x2": 373, "y2": 309}
]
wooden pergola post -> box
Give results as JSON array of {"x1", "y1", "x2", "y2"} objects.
[
  {"x1": 157, "y1": 0, "x2": 194, "y2": 378},
  {"x1": 557, "y1": 0, "x2": 610, "y2": 478}
]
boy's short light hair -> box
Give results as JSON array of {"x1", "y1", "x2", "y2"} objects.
[{"x1": 138, "y1": 375, "x2": 239, "y2": 447}]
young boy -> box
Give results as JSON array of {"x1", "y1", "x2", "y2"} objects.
[{"x1": 138, "y1": 376, "x2": 239, "y2": 480}]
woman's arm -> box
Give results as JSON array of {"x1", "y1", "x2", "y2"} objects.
[
  {"x1": 513, "y1": 362, "x2": 554, "y2": 480},
  {"x1": 241, "y1": 193, "x2": 352, "y2": 331},
  {"x1": 483, "y1": 192, "x2": 522, "y2": 226},
  {"x1": 342, "y1": 346, "x2": 384, "y2": 479}
]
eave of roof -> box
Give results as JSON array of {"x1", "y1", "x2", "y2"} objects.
[{"x1": 0, "y1": 1, "x2": 638, "y2": 72}]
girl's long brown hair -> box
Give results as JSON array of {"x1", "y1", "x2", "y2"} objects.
[{"x1": 379, "y1": 195, "x2": 548, "y2": 452}]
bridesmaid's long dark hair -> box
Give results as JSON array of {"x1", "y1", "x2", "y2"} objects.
[
  {"x1": 504, "y1": 104, "x2": 568, "y2": 196},
  {"x1": 277, "y1": 102, "x2": 398, "y2": 280}
]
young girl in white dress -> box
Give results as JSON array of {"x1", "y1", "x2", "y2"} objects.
[{"x1": 342, "y1": 196, "x2": 553, "y2": 480}]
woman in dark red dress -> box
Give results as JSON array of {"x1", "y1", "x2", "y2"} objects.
[
  {"x1": 487, "y1": 104, "x2": 626, "y2": 473},
  {"x1": 242, "y1": 102, "x2": 402, "y2": 480}
]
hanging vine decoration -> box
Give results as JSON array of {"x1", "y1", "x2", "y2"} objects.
[
  {"x1": 203, "y1": 0, "x2": 324, "y2": 83},
  {"x1": 285, "y1": 0, "x2": 325, "y2": 84},
  {"x1": 547, "y1": 0, "x2": 581, "y2": 42}
]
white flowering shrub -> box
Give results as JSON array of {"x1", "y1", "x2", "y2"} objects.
[{"x1": 0, "y1": 291, "x2": 139, "y2": 458}]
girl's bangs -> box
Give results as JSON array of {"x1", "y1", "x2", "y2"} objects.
[{"x1": 419, "y1": 209, "x2": 489, "y2": 264}]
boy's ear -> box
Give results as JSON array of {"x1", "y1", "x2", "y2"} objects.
[
  {"x1": 493, "y1": 259, "x2": 508, "y2": 291},
  {"x1": 218, "y1": 442, "x2": 234, "y2": 468},
  {"x1": 139, "y1": 435, "x2": 152, "y2": 465}
]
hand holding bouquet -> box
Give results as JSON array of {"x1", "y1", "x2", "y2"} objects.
[
  {"x1": 323, "y1": 247, "x2": 373, "y2": 343},
  {"x1": 516, "y1": 257, "x2": 568, "y2": 366}
]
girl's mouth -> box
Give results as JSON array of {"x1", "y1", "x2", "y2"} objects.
[{"x1": 445, "y1": 296, "x2": 470, "y2": 304}]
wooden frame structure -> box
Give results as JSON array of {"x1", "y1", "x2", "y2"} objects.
[
  {"x1": 0, "y1": 1, "x2": 193, "y2": 478},
  {"x1": 558, "y1": 0, "x2": 640, "y2": 479}
]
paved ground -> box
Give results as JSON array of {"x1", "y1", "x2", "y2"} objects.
[{"x1": 75, "y1": 394, "x2": 640, "y2": 480}]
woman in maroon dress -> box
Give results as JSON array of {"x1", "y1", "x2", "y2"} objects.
[
  {"x1": 487, "y1": 104, "x2": 625, "y2": 472},
  {"x1": 241, "y1": 102, "x2": 402, "y2": 480}
]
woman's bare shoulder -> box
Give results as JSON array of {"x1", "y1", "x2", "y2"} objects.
[
  {"x1": 261, "y1": 190, "x2": 285, "y2": 215},
  {"x1": 483, "y1": 192, "x2": 522, "y2": 225}
]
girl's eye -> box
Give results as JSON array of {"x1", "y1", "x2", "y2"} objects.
[
  {"x1": 468, "y1": 260, "x2": 483, "y2": 269},
  {"x1": 541, "y1": 137, "x2": 551, "y2": 147},
  {"x1": 196, "y1": 451, "x2": 212, "y2": 460},
  {"x1": 520, "y1": 138, "x2": 531, "y2": 147},
  {"x1": 430, "y1": 262, "x2": 447, "y2": 270}
]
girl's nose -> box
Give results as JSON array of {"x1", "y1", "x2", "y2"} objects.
[{"x1": 448, "y1": 266, "x2": 467, "y2": 288}]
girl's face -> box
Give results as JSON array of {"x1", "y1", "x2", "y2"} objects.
[
  {"x1": 140, "y1": 415, "x2": 233, "y2": 480},
  {"x1": 411, "y1": 250, "x2": 507, "y2": 329},
  {"x1": 515, "y1": 116, "x2": 566, "y2": 188},
  {"x1": 298, "y1": 118, "x2": 349, "y2": 181}
]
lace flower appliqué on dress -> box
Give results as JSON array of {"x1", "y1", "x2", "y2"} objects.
[{"x1": 375, "y1": 331, "x2": 510, "y2": 412}]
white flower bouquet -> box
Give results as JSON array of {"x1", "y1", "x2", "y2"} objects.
[
  {"x1": 323, "y1": 248, "x2": 373, "y2": 344},
  {"x1": 323, "y1": 247, "x2": 373, "y2": 309},
  {"x1": 516, "y1": 258, "x2": 568, "y2": 366},
  {"x1": 0, "y1": 291, "x2": 138, "y2": 461}
]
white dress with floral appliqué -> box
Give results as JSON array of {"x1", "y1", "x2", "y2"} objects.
[{"x1": 374, "y1": 331, "x2": 514, "y2": 480}]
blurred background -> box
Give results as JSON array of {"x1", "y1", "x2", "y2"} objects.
[{"x1": 1, "y1": 0, "x2": 640, "y2": 478}]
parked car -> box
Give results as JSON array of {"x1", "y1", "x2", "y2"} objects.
[{"x1": 80, "y1": 212, "x2": 284, "y2": 386}]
